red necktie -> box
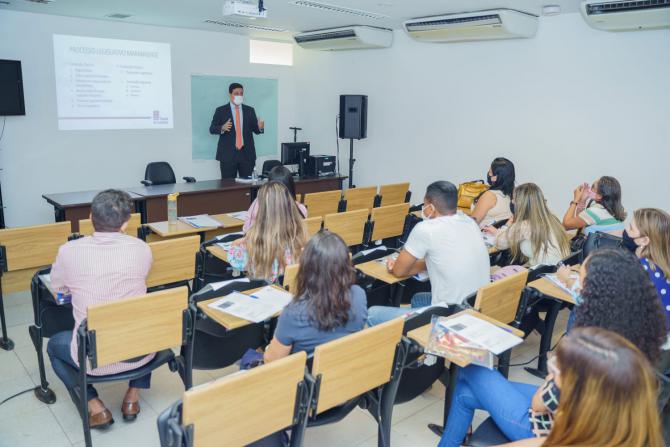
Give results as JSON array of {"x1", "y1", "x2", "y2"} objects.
[{"x1": 235, "y1": 106, "x2": 243, "y2": 150}]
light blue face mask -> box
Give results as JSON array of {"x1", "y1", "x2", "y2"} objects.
[{"x1": 570, "y1": 278, "x2": 583, "y2": 305}]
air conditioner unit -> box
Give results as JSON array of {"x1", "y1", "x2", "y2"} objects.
[
  {"x1": 403, "y1": 9, "x2": 538, "y2": 43},
  {"x1": 294, "y1": 26, "x2": 392, "y2": 50},
  {"x1": 580, "y1": 0, "x2": 670, "y2": 31}
]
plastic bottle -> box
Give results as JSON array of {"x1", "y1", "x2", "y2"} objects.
[
  {"x1": 167, "y1": 192, "x2": 179, "y2": 225},
  {"x1": 252, "y1": 167, "x2": 258, "y2": 182}
]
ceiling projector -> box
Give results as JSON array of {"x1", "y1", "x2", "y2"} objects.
[{"x1": 223, "y1": 1, "x2": 268, "y2": 19}]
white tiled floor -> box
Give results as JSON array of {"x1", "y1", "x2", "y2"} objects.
[{"x1": 0, "y1": 290, "x2": 567, "y2": 447}]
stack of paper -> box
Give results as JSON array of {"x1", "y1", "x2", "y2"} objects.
[
  {"x1": 179, "y1": 214, "x2": 222, "y2": 229},
  {"x1": 426, "y1": 313, "x2": 522, "y2": 369},
  {"x1": 543, "y1": 274, "x2": 577, "y2": 295},
  {"x1": 227, "y1": 211, "x2": 249, "y2": 221},
  {"x1": 208, "y1": 286, "x2": 293, "y2": 323}
]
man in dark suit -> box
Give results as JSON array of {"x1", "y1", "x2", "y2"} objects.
[{"x1": 209, "y1": 82, "x2": 265, "y2": 178}]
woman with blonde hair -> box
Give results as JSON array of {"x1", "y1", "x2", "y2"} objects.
[
  {"x1": 502, "y1": 326, "x2": 664, "y2": 447},
  {"x1": 622, "y1": 208, "x2": 670, "y2": 325},
  {"x1": 228, "y1": 181, "x2": 307, "y2": 282},
  {"x1": 486, "y1": 183, "x2": 570, "y2": 266}
]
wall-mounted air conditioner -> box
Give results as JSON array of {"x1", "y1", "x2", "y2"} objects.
[
  {"x1": 581, "y1": 0, "x2": 670, "y2": 31},
  {"x1": 294, "y1": 26, "x2": 392, "y2": 50},
  {"x1": 403, "y1": 9, "x2": 538, "y2": 43}
]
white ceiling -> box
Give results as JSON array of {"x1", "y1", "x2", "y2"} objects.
[{"x1": 0, "y1": 0, "x2": 582, "y2": 39}]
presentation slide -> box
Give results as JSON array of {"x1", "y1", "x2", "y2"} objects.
[{"x1": 53, "y1": 34, "x2": 173, "y2": 130}]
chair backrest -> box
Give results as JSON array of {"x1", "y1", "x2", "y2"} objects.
[
  {"x1": 379, "y1": 183, "x2": 410, "y2": 206},
  {"x1": 182, "y1": 352, "x2": 307, "y2": 447},
  {"x1": 304, "y1": 216, "x2": 323, "y2": 238},
  {"x1": 145, "y1": 161, "x2": 176, "y2": 185},
  {"x1": 370, "y1": 203, "x2": 410, "y2": 241},
  {"x1": 303, "y1": 190, "x2": 342, "y2": 218},
  {"x1": 147, "y1": 236, "x2": 200, "y2": 288},
  {"x1": 262, "y1": 159, "x2": 283, "y2": 176},
  {"x1": 474, "y1": 270, "x2": 529, "y2": 324},
  {"x1": 0, "y1": 222, "x2": 71, "y2": 271},
  {"x1": 311, "y1": 318, "x2": 403, "y2": 414},
  {"x1": 323, "y1": 209, "x2": 368, "y2": 246},
  {"x1": 344, "y1": 186, "x2": 377, "y2": 212},
  {"x1": 77, "y1": 213, "x2": 142, "y2": 238},
  {"x1": 282, "y1": 264, "x2": 299, "y2": 293},
  {"x1": 86, "y1": 286, "x2": 188, "y2": 368}
]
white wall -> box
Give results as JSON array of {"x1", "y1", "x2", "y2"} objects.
[
  {"x1": 0, "y1": 10, "x2": 297, "y2": 226},
  {"x1": 294, "y1": 14, "x2": 670, "y2": 217}
]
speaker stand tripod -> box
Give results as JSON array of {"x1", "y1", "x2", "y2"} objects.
[{"x1": 348, "y1": 139, "x2": 356, "y2": 188}]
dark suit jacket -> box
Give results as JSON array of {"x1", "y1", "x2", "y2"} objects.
[{"x1": 209, "y1": 103, "x2": 263, "y2": 163}]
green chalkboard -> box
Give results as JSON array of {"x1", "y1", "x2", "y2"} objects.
[{"x1": 191, "y1": 75, "x2": 278, "y2": 159}]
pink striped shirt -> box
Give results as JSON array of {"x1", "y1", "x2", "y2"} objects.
[{"x1": 50, "y1": 232, "x2": 154, "y2": 376}]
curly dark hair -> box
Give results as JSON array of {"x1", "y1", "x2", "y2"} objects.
[{"x1": 575, "y1": 248, "x2": 666, "y2": 363}]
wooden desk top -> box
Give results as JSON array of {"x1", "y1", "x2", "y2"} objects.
[
  {"x1": 197, "y1": 285, "x2": 287, "y2": 330},
  {"x1": 128, "y1": 179, "x2": 253, "y2": 198},
  {"x1": 206, "y1": 245, "x2": 229, "y2": 263},
  {"x1": 407, "y1": 309, "x2": 524, "y2": 367},
  {"x1": 528, "y1": 277, "x2": 576, "y2": 305},
  {"x1": 356, "y1": 257, "x2": 409, "y2": 284},
  {"x1": 43, "y1": 189, "x2": 144, "y2": 208},
  {"x1": 146, "y1": 214, "x2": 244, "y2": 238}
]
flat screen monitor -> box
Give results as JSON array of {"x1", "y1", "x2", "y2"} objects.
[
  {"x1": 0, "y1": 60, "x2": 26, "y2": 116},
  {"x1": 281, "y1": 142, "x2": 310, "y2": 166}
]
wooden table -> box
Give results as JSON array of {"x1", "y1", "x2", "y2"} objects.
[
  {"x1": 42, "y1": 189, "x2": 144, "y2": 233},
  {"x1": 43, "y1": 176, "x2": 347, "y2": 229},
  {"x1": 145, "y1": 214, "x2": 244, "y2": 240},
  {"x1": 197, "y1": 285, "x2": 287, "y2": 330},
  {"x1": 407, "y1": 309, "x2": 524, "y2": 429},
  {"x1": 206, "y1": 245, "x2": 229, "y2": 263}
]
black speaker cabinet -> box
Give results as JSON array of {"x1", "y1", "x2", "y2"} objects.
[{"x1": 339, "y1": 95, "x2": 367, "y2": 140}]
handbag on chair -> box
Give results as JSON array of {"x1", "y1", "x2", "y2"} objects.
[{"x1": 457, "y1": 180, "x2": 489, "y2": 214}]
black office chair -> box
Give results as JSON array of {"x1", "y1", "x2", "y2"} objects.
[
  {"x1": 262, "y1": 159, "x2": 283, "y2": 177},
  {"x1": 141, "y1": 161, "x2": 196, "y2": 186}
]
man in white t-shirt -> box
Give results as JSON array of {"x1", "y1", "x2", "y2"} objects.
[{"x1": 367, "y1": 181, "x2": 491, "y2": 326}]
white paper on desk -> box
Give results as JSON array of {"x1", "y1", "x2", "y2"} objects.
[
  {"x1": 216, "y1": 232, "x2": 244, "y2": 241},
  {"x1": 179, "y1": 214, "x2": 221, "y2": 229},
  {"x1": 360, "y1": 245, "x2": 387, "y2": 256},
  {"x1": 438, "y1": 314, "x2": 522, "y2": 355},
  {"x1": 209, "y1": 277, "x2": 250, "y2": 291},
  {"x1": 208, "y1": 286, "x2": 293, "y2": 323},
  {"x1": 482, "y1": 233, "x2": 496, "y2": 248},
  {"x1": 543, "y1": 274, "x2": 577, "y2": 295},
  {"x1": 235, "y1": 177, "x2": 256, "y2": 184},
  {"x1": 227, "y1": 211, "x2": 249, "y2": 221},
  {"x1": 216, "y1": 242, "x2": 234, "y2": 252}
]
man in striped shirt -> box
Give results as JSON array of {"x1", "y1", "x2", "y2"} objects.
[{"x1": 47, "y1": 189, "x2": 153, "y2": 429}]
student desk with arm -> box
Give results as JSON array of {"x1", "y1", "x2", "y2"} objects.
[
  {"x1": 356, "y1": 257, "x2": 411, "y2": 307},
  {"x1": 144, "y1": 214, "x2": 244, "y2": 241},
  {"x1": 407, "y1": 309, "x2": 523, "y2": 430},
  {"x1": 196, "y1": 285, "x2": 286, "y2": 331}
]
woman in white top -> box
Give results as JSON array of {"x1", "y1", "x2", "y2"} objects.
[
  {"x1": 486, "y1": 183, "x2": 571, "y2": 266},
  {"x1": 471, "y1": 157, "x2": 515, "y2": 228}
]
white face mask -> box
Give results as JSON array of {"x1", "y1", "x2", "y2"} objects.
[{"x1": 233, "y1": 95, "x2": 243, "y2": 106}]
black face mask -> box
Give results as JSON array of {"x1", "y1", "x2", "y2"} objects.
[
  {"x1": 622, "y1": 229, "x2": 639, "y2": 253},
  {"x1": 486, "y1": 173, "x2": 494, "y2": 186}
]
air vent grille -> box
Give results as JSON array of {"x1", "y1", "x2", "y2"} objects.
[
  {"x1": 586, "y1": 0, "x2": 670, "y2": 15},
  {"x1": 289, "y1": 1, "x2": 388, "y2": 19},
  {"x1": 294, "y1": 29, "x2": 356, "y2": 42},
  {"x1": 23, "y1": 0, "x2": 54, "y2": 3},
  {"x1": 105, "y1": 13, "x2": 132, "y2": 19},
  {"x1": 203, "y1": 19, "x2": 287, "y2": 32},
  {"x1": 406, "y1": 14, "x2": 502, "y2": 30}
]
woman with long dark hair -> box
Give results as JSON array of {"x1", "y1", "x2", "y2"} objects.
[
  {"x1": 562, "y1": 175, "x2": 626, "y2": 235},
  {"x1": 263, "y1": 230, "x2": 367, "y2": 362},
  {"x1": 471, "y1": 157, "x2": 515, "y2": 228}
]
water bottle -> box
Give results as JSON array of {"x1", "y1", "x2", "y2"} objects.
[
  {"x1": 167, "y1": 192, "x2": 179, "y2": 225},
  {"x1": 251, "y1": 167, "x2": 258, "y2": 182}
]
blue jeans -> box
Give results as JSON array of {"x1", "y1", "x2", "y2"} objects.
[
  {"x1": 47, "y1": 331, "x2": 151, "y2": 401},
  {"x1": 439, "y1": 365, "x2": 537, "y2": 447},
  {"x1": 367, "y1": 292, "x2": 432, "y2": 327}
]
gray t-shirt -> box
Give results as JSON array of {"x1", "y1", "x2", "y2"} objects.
[{"x1": 274, "y1": 285, "x2": 368, "y2": 355}]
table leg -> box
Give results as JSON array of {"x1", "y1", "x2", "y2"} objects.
[
  {"x1": 29, "y1": 279, "x2": 56, "y2": 403},
  {"x1": 525, "y1": 299, "x2": 562, "y2": 379},
  {"x1": 0, "y1": 279, "x2": 14, "y2": 351}
]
